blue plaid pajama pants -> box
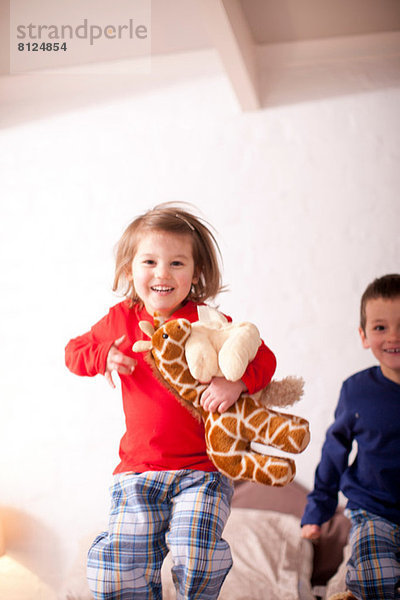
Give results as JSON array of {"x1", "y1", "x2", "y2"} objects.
[
  {"x1": 87, "y1": 470, "x2": 234, "y2": 600},
  {"x1": 345, "y1": 508, "x2": 400, "y2": 599}
]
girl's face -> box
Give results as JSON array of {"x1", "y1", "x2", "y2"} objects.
[{"x1": 130, "y1": 230, "x2": 198, "y2": 318}]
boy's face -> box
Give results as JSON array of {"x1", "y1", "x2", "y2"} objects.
[{"x1": 359, "y1": 296, "x2": 400, "y2": 384}]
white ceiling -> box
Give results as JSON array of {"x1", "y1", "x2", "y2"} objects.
[
  {"x1": 1, "y1": 0, "x2": 400, "y2": 125},
  {"x1": 150, "y1": 0, "x2": 400, "y2": 55},
  {"x1": 243, "y1": 0, "x2": 400, "y2": 44},
  {"x1": 3, "y1": 0, "x2": 400, "y2": 69}
]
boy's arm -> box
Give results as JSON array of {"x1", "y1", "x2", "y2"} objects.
[{"x1": 301, "y1": 384, "x2": 353, "y2": 528}]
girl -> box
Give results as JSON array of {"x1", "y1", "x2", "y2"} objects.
[{"x1": 65, "y1": 203, "x2": 277, "y2": 600}]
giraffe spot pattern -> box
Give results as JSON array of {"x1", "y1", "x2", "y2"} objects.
[
  {"x1": 164, "y1": 342, "x2": 184, "y2": 361},
  {"x1": 207, "y1": 426, "x2": 236, "y2": 452},
  {"x1": 219, "y1": 417, "x2": 238, "y2": 436},
  {"x1": 182, "y1": 388, "x2": 198, "y2": 403},
  {"x1": 240, "y1": 421, "x2": 255, "y2": 441},
  {"x1": 162, "y1": 361, "x2": 185, "y2": 379},
  {"x1": 179, "y1": 369, "x2": 197, "y2": 385},
  {"x1": 212, "y1": 454, "x2": 243, "y2": 478}
]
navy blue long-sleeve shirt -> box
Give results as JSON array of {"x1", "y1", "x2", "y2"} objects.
[{"x1": 302, "y1": 366, "x2": 400, "y2": 527}]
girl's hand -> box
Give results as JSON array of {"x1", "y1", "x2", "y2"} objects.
[
  {"x1": 301, "y1": 524, "x2": 321, "y2": 540},
  {"x1": 105, "y1": 335, "x2": 137, "y2": 389},
  {"x1": 200, "y1": 377, "x2": 247, "y2": 413}
]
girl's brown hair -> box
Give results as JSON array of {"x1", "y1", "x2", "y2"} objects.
[{"x1": 113, "y1": 202, "x2": 225, "y2": 306}]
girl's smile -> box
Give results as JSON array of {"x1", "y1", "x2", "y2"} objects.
[{"x1": 130, "y1": 230, "x2": 198, "y2": 318}]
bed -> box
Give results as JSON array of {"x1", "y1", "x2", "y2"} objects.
[
  {"x1": 62, "y1": 481, "x2": 350, "y2": 600},
  {"x1": 226, "y1": 480, "x2": 350, "y2": 599}
]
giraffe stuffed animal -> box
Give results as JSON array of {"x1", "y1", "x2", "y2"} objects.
[{"x1": 133, "y1": 313, "x2": 310, "y2": 487}]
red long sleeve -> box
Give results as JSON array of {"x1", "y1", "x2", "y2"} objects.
[
  {"x1": 241, "y1": 340, "x2": 276, "y2": 394},
  {"x1": 65, "y1": 300, "x2": 276, "y2": 475},
  {"x1": 65, "y1": 310, "x2": 118, "y2": 377}
]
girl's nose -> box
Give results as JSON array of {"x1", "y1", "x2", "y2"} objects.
[{"x1": 155, "y1": 262, "x2": 170, "y2": 278}]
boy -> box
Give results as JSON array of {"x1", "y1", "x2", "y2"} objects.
[{"x1": 301, "y1": 274, "x2": 400, "y2": 600}]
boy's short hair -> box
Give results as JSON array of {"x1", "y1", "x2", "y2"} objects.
[
  {"x1": 360, "y1": 274, "x2": 400, "y2": 331},
  {"x1": 113, "y1": 202, "x2": 225, "y2": 306}
]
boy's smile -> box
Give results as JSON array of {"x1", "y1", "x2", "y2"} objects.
[
  {"x1": 359, "y1": 296, "x2": 400, "y2": 384},
  {"x1": 130, "y1": 230, "x2": 198, "y2": 318}
]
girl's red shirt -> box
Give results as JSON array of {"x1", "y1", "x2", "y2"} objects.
[{"x1": 65, "y1": 300, "x2": 277, "y2": 474}]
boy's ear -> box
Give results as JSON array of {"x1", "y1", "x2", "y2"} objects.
[{"x1": 359, "y1": 326, "x2": 370, "y2": 349}]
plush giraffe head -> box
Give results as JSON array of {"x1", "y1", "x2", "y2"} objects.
[
  {"x1": 133, "y1": 313, "x2": 310, "y2": 487},
  {"x1": 133, "y1": 316, "x2": 205, "y2": 408}
]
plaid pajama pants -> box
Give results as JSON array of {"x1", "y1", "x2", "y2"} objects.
[
  {"x1": 87, "y1": 470, "x2": 234, "y2": 600},
  {"x1": 345, "y1": 508, "x2": 400, "y2": 600}
]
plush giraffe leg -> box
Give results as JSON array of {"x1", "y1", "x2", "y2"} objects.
[
  {"x1": 239, "y1": 397, "x2": 311, "y2": 454},
  {"x1": 204, "y1": 423, "x2": 296, "y2": 486},
  {"x1": 203, "y1": 394, "x2": 310, "y2": 486},
  {"x1": 204, "y1": 394, "x2": 309, "y2": 454}
]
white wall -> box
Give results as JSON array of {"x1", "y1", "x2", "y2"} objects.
[{"x1": 1, "y1": 48, "x2": 399, "y2": 594}]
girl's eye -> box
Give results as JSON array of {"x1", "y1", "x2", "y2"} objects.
[
  {"x1": 374, "y1": 325, "x2": 385, "y2": 331},
  {"x1": 144, "y1": 260, "x2": 155, "y2": 265},
  {"x1": 171, "y1": 261, "x2": 183, "y2": 267}
]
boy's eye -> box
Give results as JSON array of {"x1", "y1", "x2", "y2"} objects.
[
  {"x1": 374, "y1": 325, "x2": 385, "y2": 331},
  {"x1": 171, "y1": 261, "x2": 184, "y2": 267},
  {"x1": 144, "y1": 259, "x2": 155, "y2": 265}
]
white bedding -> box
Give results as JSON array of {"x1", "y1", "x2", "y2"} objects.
[
  {"x1": 61, "y1": 508, "x2": 314, "y2": 600},
  {"x1": 162, "y1": 508, "x2": 314, "y2": 600}
]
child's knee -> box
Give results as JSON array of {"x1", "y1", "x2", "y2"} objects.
[
  {"x1": 346, "y1": 512, "x2": 400, "y2": 600},
  {"x1": 170, "y1": 539, "x2": 232, "y2": 598},
  {"x1": 346, "y1": 576, "x2": 399, "y2": 600},
  {"x1": 87, "y1": 532, "x2": 120, "y2": 599},
  {"x1": 346, "y1": 552, "x2": 400, "y2": 600},
  {"x1": 87, "y1": 531, "x2": 164, "y2": 600}
]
